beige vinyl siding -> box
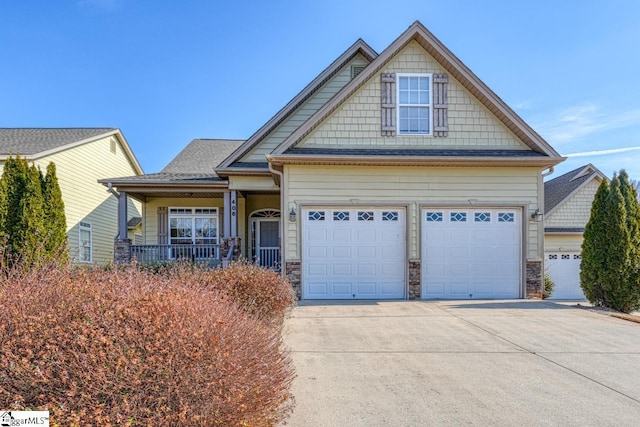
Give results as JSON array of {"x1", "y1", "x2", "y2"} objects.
[
  {"x1": 229, "y1": 175, "x2": 279, "y2": 191},
  {"x1": 143, "y1": 197, "x2": 247, "y2": 257},
  {"x1": 298, "y1": 41, "x2": 527, "y2": 150},
  {"x1": 239, "y1": 54, "x2": 371, "y2": 163},
  {"x1": 545, "y1": 179, "x2": 600, "y2": 228},
  {"x1": 283, "y1": 165, "x2": 541, "y2": 261},
  {"x1": 544, "y1": 234, "x2": 583, "y2": 253},
  {"x1": 2, "y1": 135, "x2": 142, "y2": 264},
  {"x1": 246, "y1": 194, "x2": 280, "y2": 216}
]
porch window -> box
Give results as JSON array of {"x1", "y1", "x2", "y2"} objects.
[{"x1": 168, "y1": 208, "x2": 218, "y2": 259}]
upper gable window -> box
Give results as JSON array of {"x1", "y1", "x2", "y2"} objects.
[{"x1": 397, "y1": 74, "x2": 432, "y2": 135}]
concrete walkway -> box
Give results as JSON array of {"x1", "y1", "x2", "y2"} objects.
[{"x1": 283, "y1": 300, "x2": 640, "y2": 426}]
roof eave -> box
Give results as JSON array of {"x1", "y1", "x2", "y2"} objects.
[
  {"x1": 98, "y1": 179, "x2": 229, "y2": 188},
  {"x1": 214, "y1": 167, "x2": 272, "y2": 177},
  {"x1": 267, "y1": 154, "x2": 566, "y2": 168}
]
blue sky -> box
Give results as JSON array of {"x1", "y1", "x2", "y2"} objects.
[{"x1": 1, "y1": 0, "x2": 639, "y2": 180}]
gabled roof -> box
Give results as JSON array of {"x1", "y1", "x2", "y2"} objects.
[
  {"x1": 544, "y1": 163, "x2": 606, "y2": 216},
  {"x1": 271, "y1": 21, "x2": 563, "y2": 162},
  {"x1": 216, "y1": 39, "x2": 378, "y2": 172},
  {"x1": 0, "y1": 128, "x2": 143, "y2": 174}
]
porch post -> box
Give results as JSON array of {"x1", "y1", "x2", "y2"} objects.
[
  {"x1": 118, "y1": 191, "x2": 128, "y2": 240},
  {"x1": 221, "y1": 190, "x2": 241, "y2": 263},
  {"x1": 223, "y1": 191, "x2": 231, "y2": 238},
  {"x1": 230, "y1": 190, "x2": 238, "y2": 238}
]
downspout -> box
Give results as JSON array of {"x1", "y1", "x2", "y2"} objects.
[
  {"x1": 268, "y1": 163, "x2": 285, "y2": 275},
  {"x1": 542, "y1": 166, "x2": 554, "y2": 178}
]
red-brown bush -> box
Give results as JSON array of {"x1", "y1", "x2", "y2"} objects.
[
  {"x1": 0, "y1": 264, "x2": 295, "y2": 426},
  {"x1": 197, "y1": 261, "x2": 297, "y2": 324}
]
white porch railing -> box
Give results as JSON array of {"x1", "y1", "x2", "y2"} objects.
[
  {"x1": 257, "y1": 248, "x2": 280, "y2": 269},
  {"x1": 130, "y1": 244, "x2": 220, "y2": 265}
]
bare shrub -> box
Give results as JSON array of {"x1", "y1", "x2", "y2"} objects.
[{"x1": 0, "y1": 264, "x2": 295, "y2": 426}]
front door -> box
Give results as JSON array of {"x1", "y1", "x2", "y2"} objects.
[{"x1": 255, "y1": 219, "x2": 280, "y2": 268}]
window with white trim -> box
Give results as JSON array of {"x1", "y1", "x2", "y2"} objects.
[
  {"x1": 169, "y1": 208, "x2": 218, "y2": 246},
  {"x1": 397, "y1": 73, "x2": 432, "y2": 135},
  {"x1": 79, "y1": 221, "x2": 92, "y2": 263}
]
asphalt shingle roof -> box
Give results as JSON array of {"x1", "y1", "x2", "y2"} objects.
[
  {"x1": 0, "y1": 128, "x2": 116, "y2": 156},
  {"x1": 544, "y1": 165, "x2": 601, "y2": 213},
  {"x1": 161, "y1": 139, "x2": 245, "y2": 174}
]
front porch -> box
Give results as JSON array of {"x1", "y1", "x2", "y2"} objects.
[{"x1": 108, "y1": 186, "x2": 281, "y2": 268}]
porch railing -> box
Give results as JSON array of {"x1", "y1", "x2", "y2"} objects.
[
  {"x1": 130, "y1": 244, "x2": 220, "y2": 265},
  {"x1": 257, "y1": 248, "x2": 280, "y2": 269}
]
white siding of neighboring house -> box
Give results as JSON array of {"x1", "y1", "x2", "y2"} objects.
[
  {"x1": 282, "y1": 165, "x2": 542, "y2": 262},
  {"x1": 20, "y1": 135, "x2": 142, "y2": 264},
  {"x1": 239, "y1": 54, "x2": 372, "y2": 163}
]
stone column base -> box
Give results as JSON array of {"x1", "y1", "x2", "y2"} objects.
[
  {"x1": 114, "y1": 239, "x2": 131, "y2": 264},
  {"x1": 408, "y1": 260, "x2": 421, "y2": 299},
  {"x1": 285, "y1": 261, "x2": 301, "y2": 300},
  {"x1": 526, "y1": 259, "x2": 543, "y2": 298}
]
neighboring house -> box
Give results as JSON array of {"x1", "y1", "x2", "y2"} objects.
[
  {"x1": 544, "y1": 164, "x2": 605, "y2": 299},
  {"x1": 102, "y1": 21, "x2": 564, "y2": 300},
  {"x1": 0, "y1": 128, "x2": 143, "y2": 264}
]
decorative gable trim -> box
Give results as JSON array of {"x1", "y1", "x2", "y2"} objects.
[{"x1": 381, "y1": 73, "x2": 396, "y2": 136}]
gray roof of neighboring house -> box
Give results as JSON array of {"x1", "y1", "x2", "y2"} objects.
[
  {"x1": 0, "y1": 128, "x2": 116, "y2": 156},
  {"x1": 544, "y1": 164, "x2": 605, "y2": 213}
]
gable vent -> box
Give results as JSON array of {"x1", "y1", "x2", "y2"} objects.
[{"x1": 351, "y1": 65, "x2": 366, "y2": 80}]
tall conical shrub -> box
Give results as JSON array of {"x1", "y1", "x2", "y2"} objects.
[
  {"x1": 20, "y1": 165, "x2": 46, "y2": 266},
  {"x1": 1, "y1": 156, "x2": 29, "y2": 255},
  {"x1": 42, "y1": 162, "x2": 68, "y2": 262},
  {"x1": 581, "y1": 172, "x2": 640, "y2": 313},
  {"x1": 581, "y1": 179, "x2": 610, "y2": 305}
]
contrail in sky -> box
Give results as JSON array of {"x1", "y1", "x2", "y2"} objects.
[{"x1": 564, "y1": 146, "x2": 640, "y2": 157}]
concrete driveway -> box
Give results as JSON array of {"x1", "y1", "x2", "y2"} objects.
[{"x1": 283, "y1": 300, "x2": 640, "y2": 426}]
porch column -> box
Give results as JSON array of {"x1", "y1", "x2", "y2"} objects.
[
  {"x1": 221, "y1": 190, "x2": 241, "y2": 262},
  {"x1": 223, "y1": 192, "x2": 231, "y2": 238},
  {"x1": 230, "y1": 190, "x2": 238, "y2": 238},
  {"x1": 118, "y1": 191, "x2": 128, "y2": 240}
]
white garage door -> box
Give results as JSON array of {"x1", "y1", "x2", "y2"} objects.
[
  {"x1": 302, "y1": 207, "x2": 406, "y2": 299},
  {"x1": 422, "y1": 208, "x2": 521, "y2": 299},
  {"x1": 545, "y1": 252, "x2": 585, "y2": 300}
]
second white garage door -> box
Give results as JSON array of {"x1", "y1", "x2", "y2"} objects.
[
  {"x1": 302, "y1": 207, "x2": 406, "y2": 299},
  {"x1": 422, "y1": 208, "x2": 522, "y2": 299},
  {"x1": 545, "y1": 252, "x2": 585, "y2": 300}
]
